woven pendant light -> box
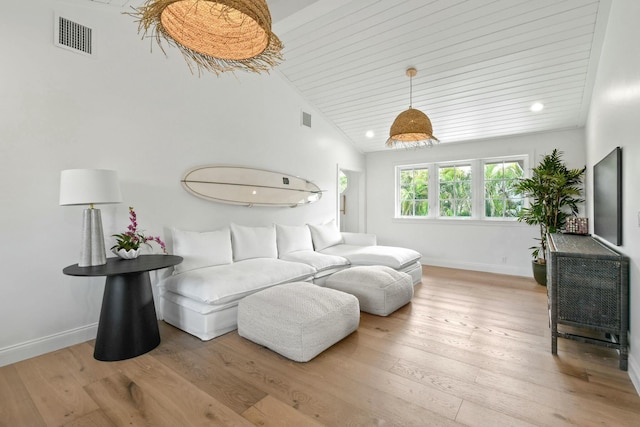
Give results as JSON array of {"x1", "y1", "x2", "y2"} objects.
[
  {"x1": 386, "y1": 68, "x2": 439, "y2": 149},
  {"x1": 132, "y1": 0, "x2": 283, "y2": 75}
]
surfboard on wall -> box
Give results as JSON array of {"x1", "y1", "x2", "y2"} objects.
[{"x1": 181, "y1": 165, "x2": 323, "y2": 207}]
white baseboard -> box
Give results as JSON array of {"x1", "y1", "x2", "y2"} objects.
[
  {"x1": 628, "y1": 353, "x2": 640, "y2": 395},
  {"x1": 0, "y1": 323, "x2": 98, "y2": 367},
  {"x1": 422, "y1": 257, "x2": 531, "y2": 277}
]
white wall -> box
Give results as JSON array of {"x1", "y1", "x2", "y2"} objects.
[
  {"x1": 366, "y1": 128, "x2": 586, "y2": 277},
  {"x1": 585, "y1": 0, "x2": 640, "y2": 393},
  {"x1": 0, "y1": 0, "x2": 364, "y2": 365}
]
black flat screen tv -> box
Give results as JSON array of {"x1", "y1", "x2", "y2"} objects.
[{"x1": 593, "y1": 147, "x2": 622, "y2": 246}]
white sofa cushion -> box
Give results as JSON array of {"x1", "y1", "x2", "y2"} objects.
[
  {"x1": 320, "y1": 244, "x2": 421, "y2": 270},
  {"x1": 308, "y1": 219, "x2": 343, "y2": 251},
  {"x1": 172, "y1": 227, "x2": 232, "y2": 274},
  {"x1": 160, "y1": 258, "x2": 316, "y2": 305},
  {"x1": 341, "y1": 232, "x2": 377, "y2": 246},
  {"x1": 162, "y1": 290, "x2": 238, "y2": 315},
  {"x1": 280, "y1": 250, "x2": 349, "y2": 272},
  {"x1": 230, "y1": 223, "x2": 277, "y2": 261},
  {"x1": 276, "y1": 224, "x2": 314, "y2": 255}
]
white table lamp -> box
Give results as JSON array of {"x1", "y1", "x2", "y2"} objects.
[{"x1": 60, "y1": 169, "x2": 122, "y2": 267}]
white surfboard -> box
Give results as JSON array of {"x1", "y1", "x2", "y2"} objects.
[{"x1": 181, "y1": 165, "x2": 323, "y2": 207}]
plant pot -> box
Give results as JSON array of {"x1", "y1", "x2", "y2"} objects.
[
  {"x1": 532, "y1": 261, "x2": 547, "y2": 286},
  {"x1": 112, "y1": 248, "x2": 140, "y2": 260}
]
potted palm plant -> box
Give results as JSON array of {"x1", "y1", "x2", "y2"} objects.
[{"x1": 513, "y1": 149, "x2": 585, "y2": 285}]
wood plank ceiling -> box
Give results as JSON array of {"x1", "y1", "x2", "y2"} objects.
[
  {"x1": 271, "y1": 0, "x2": 610, "y2": 152},
  {"x1": 93, "y1": 0, "x2": 610, "y2": 153}
]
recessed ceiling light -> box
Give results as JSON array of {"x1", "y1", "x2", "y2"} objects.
[
  {"x1": 365, "y1": 130, "x2": 375, "y2": 138},
  {"x1": 530, "y1": 102, "x2": 544, "y2": 112}
]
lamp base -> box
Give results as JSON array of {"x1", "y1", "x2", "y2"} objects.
[{"x1": 79, "y1": 208, "x2": 107, "y2": 267}]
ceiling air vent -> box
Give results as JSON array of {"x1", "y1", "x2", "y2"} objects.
[
  {"x1": 301, "y1": 111, "x2": 312, "y2": 128},
  {"x1": 54, "y1": 15, "x2": 92, "y2": 56}
]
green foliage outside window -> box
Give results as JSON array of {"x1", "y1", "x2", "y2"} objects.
[
  {"x1": 398, "y1": 157, "x2": 526, "y2": 219},
  {"x1": 439, "y1": 165, "x2": 471, "y2": 217},
  {"x1": 338, "y1": 171, "x2": 348, "y2": 194},
  {"x1": 484, "y1": 161, "x2": 525, "y2": 218},
  {"x1": 399, "y1": 168, "x2": 429, "y2": 216}
]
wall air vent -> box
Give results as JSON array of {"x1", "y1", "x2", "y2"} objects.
[
  {"x1": 301, "y1": 111, "x2": 312, "y2": 128},
  {"x1": 54, "y1": 15, "x2": 92, "y2": 56}
]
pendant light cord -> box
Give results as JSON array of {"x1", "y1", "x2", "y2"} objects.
[
  {"x1": 409, "y1": 74, "x2": 413, "y2": 108},
  {"x1": 406, "y1": 67, "x2": 417, "y2": 108}
]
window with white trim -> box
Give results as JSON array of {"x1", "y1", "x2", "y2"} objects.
[
  {"x1": 399, "y1": 167, "x2": 429, "y2": 217},
  {"x1": 396, "y1": 155, "x2": 528, "y2": 220},
  {"x1": 438, "y1": 164, "x2": 472, "y2": 217},
  {"x1": 483, "y1": 159, "x2": 525, "y2": 218}
]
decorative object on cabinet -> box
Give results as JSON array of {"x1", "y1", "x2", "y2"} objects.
[
  {"x1": 565, "y1": 217, "x2": 588, "y2": 235},
  {"x1": 513, "y1": 149, "x2": 586, "y2": 285},
  {"x1": 59, "y1": 169, "x2": 122, "y2": 267},
  {"x1": 386, "y1": 67, "x2": 438, "y2": 149},
  {"x1": 181, "y1": 165, "x2": 322, "y2": 207},
  {"x1": 547, "y1": 233, "x2": 629, "y2": 370},
  {"x1": 130, "y1": 0, "x2": 283, "y2": 75}
]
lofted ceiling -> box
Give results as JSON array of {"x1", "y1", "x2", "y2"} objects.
[{"x1": 91, "y1": 0, "x2": 610, "y2": 153}]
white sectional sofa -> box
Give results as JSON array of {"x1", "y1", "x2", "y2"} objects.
[{"x1": 158, "y1": 220, "x2": 422, "y2": 340}]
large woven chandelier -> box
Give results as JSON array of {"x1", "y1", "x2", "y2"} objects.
[
  {"x1": 386, "y1": 68, "x2": 439, "y2": 149},
  {"x1": 132, "y1": 0, "x2": 283, "y2": 75}
]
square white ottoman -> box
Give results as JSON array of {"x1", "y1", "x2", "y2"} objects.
[
  {"x1": 237, "y1": 282, "x2": 360, "y2": 362},
  {"x1": 324, "y1": 265, "x2": 413, "y2": 316}
]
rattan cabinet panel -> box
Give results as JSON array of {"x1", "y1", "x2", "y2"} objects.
[{"x1": 547, "y1": 233, "x2": 629, "y2": 370}]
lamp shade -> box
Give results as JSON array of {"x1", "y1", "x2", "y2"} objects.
[
  {"x1": 59, "y1": 169, "x2": 122, "y2": 206},
  {"x1": 387, "y1": 107, "x2": 438, "y2": 146},
  {"x1": 133, "y1": 0, "x2": 283, "y2": 74},
  {"x1": 386, "y1": 67, "x2": 439, "y2": 149}
]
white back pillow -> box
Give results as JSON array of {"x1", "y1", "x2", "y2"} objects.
[
  {"x1": 276, "y1": 224, "x2": 314, "y2": 255},
  {"x1": 308, "y1": 219, "x2": 343, "y2": 251},
  {"x1": 230, "y1": 223, "x2": 278, "y2": 261},
  {"x1": 172, "y1": 227, "x2": 233, "y2": 274}
]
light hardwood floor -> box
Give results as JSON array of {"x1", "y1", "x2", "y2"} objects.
[{"x1": 2, "y1": 266, "x2": 639, "y2": 426}]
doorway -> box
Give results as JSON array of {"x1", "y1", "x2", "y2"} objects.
[{"x1": 337, "y1": 168, "x2": 364, "y2": 233}]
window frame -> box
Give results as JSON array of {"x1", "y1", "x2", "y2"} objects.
[
  {"x1": 436, "y1": 161, "x2": 473, "y2": 219},
  {"x1": 480, "y1": 156, "x2": 528, "y2": 221},
  {"x1": 395, "y1": 155, "x2": 528, "y2": 221},
  {"x1": 395, "y1": 164, "x2": 433, "y2": 218}
]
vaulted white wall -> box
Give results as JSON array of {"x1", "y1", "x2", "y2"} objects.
[
  {"x1": 585, "y1": 0, "x2": 640, "y2": 393},
  {"x1": 366, "y1": 128, "x2": 586, "y2": 277},
  {"x1": 0, "y1": 0, "x2": 363, "y2": 365}
]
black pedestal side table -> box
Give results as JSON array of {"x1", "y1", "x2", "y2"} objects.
[{"x1": 63, "y1": 255, "x2": 182, "y2": 361}]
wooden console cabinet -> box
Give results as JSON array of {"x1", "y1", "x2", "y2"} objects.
[{"x1": 547, "y1": 233, "x2": 629, "y2": 370}]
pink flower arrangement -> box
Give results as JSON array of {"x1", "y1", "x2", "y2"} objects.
[{"x1": 111, "y1": 207, "x2": 167, "y2": 253}]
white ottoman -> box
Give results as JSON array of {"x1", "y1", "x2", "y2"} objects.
[
  {"x1": 324, "y1": 266, "x2": 413, "y2": 316},
  {"x1": 237, "y1": 282, "x2": 360, "y2": 362}
]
